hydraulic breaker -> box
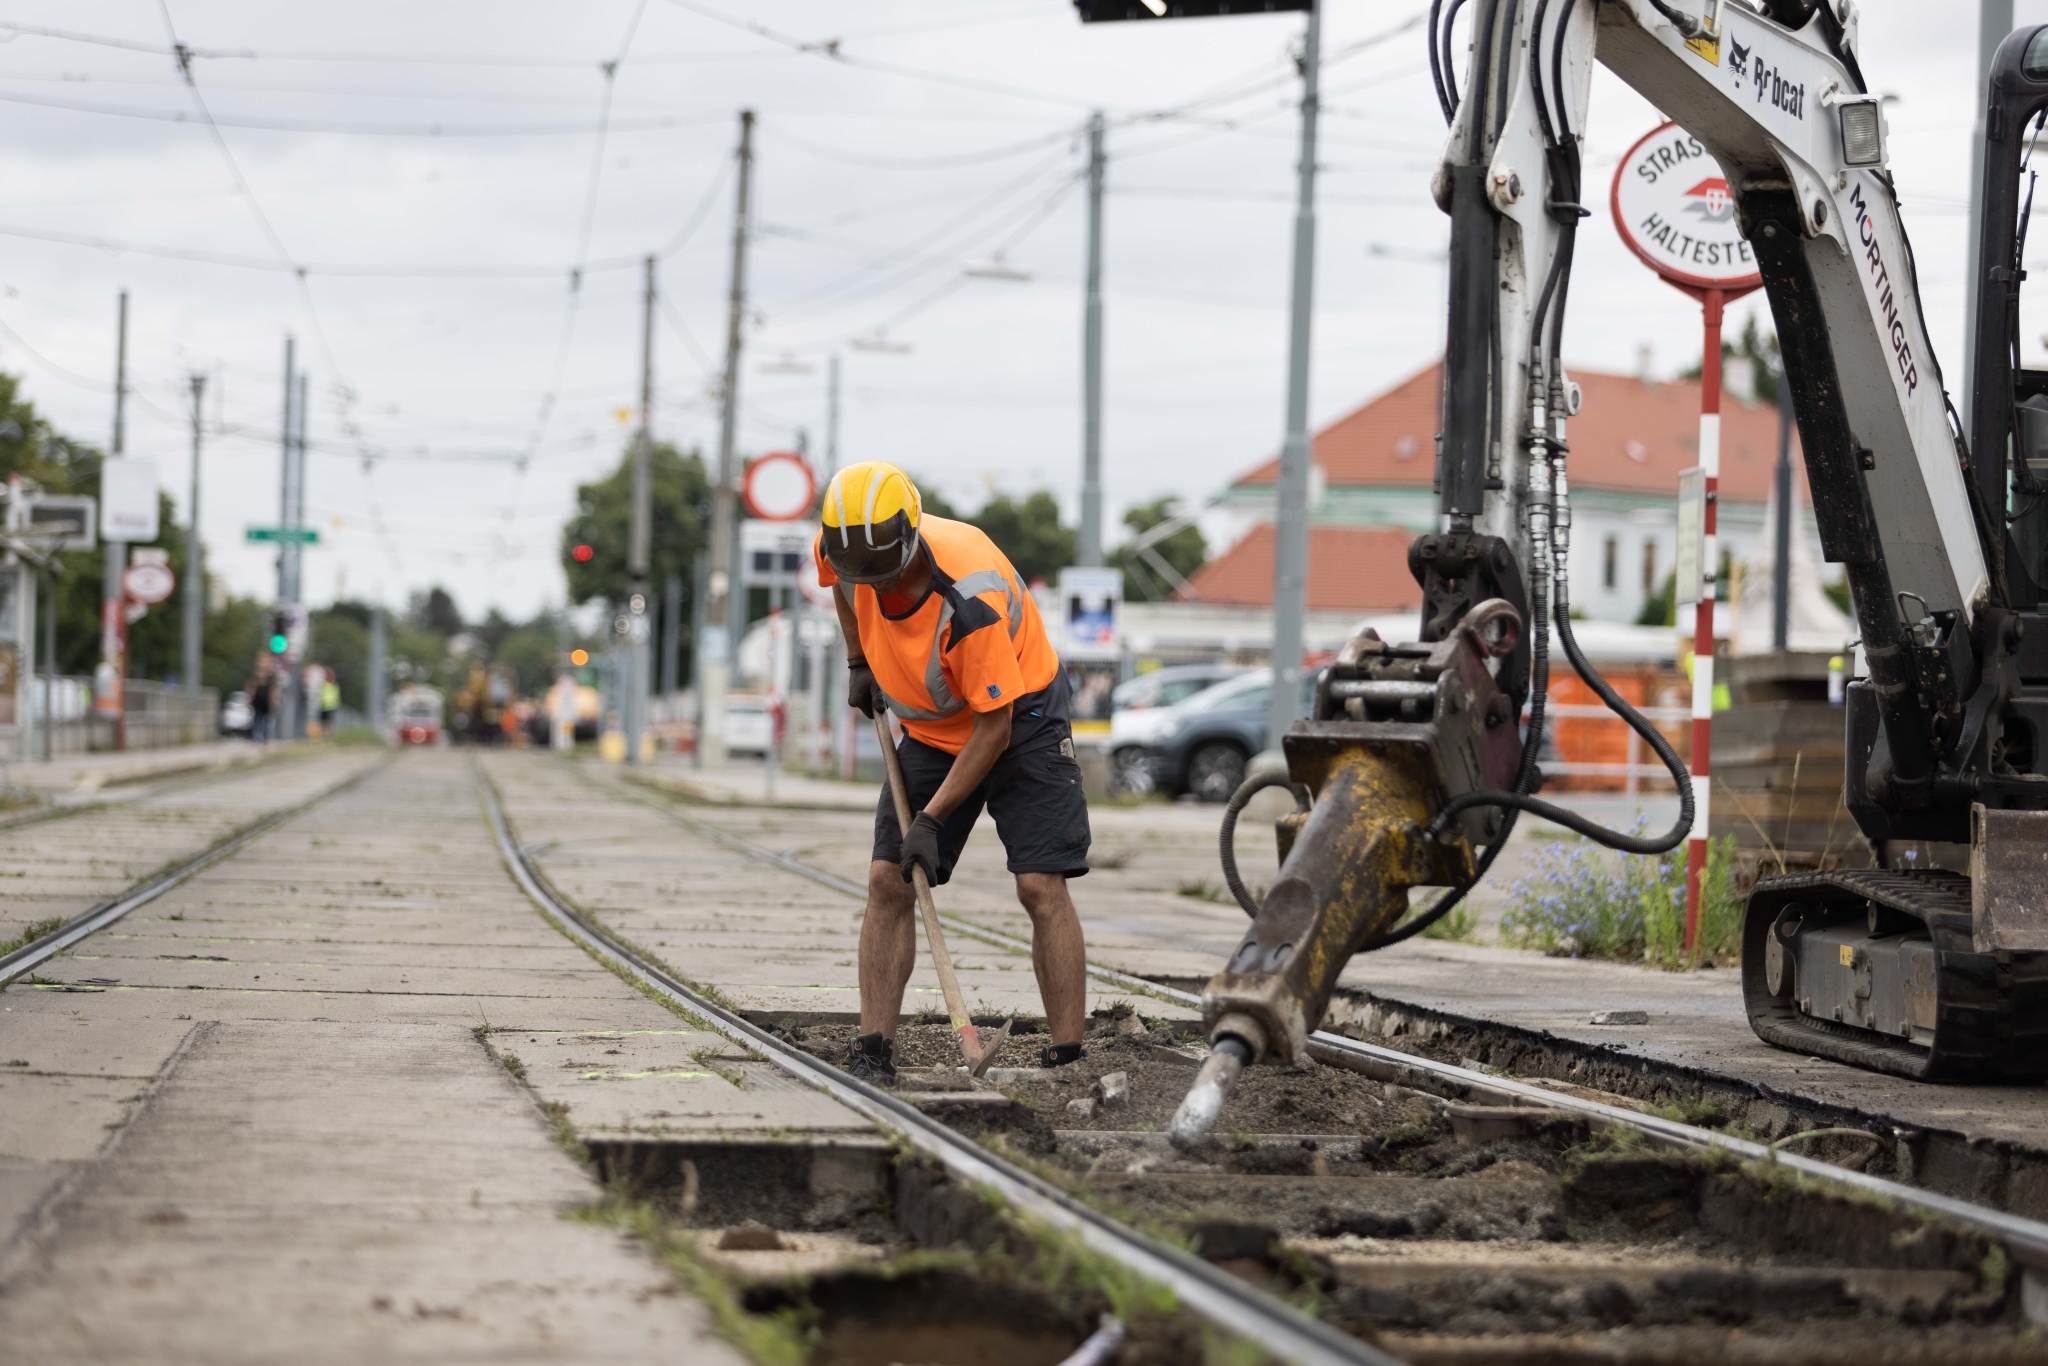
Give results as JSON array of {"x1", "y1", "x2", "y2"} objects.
[{"x1": 1173, "y1": 599, "x2": 1523, "y2": 1144}]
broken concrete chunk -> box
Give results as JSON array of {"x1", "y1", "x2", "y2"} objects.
[
  {"x1": 1115, "y1": 1014, "x2": 1148, "y2": 1036},
  {"x1": 1095, "y1": 1070, "x2": 1131, "y2": 1109},
  {"x1": 983, "y1": 1067, "x2": 1045, "y2": 1085},
  {"x1": 716, "y1": 1223, "x2": 787, "y2": 1251},
  {"x1": 1066, "y1": 1096, "x2": 1098, "y2": 1119},
  {"x1": 1590, "y1": 1010, "x2": 1650, "y2": 1025}
]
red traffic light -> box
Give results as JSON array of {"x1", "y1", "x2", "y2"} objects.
[{"x1": 571, "y1": 544, "x2": 594, "y2": 563}]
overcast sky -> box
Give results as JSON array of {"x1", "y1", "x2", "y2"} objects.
[{"x1": 0, "y1": 1, "x2": 2032, "y2": 620}]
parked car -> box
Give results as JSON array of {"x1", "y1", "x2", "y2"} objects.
[
  {"x1": 724, "y1": 694, "x2": 774, "y2": 756},
  {"x1": 1106, "y1": 664, "x2": 1249, "y2": 794},
  {"x1": 220, "y1": 690, "x2": 254, "y2": 738},
  {"x1": 1142, "y1": 667, "x2": 1323, "y2": 802}
]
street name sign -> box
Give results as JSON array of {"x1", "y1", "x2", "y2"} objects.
[{"x1": 246, "y1": 527, "x2": 321, "y2": 545}]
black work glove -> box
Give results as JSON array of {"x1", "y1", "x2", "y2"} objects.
[
  {"x1": 900, "y1": 811, "x2": 944, "y2": 886},
  {"x1": 847, "y1": 657, "x2": 886, "y2": 719}
]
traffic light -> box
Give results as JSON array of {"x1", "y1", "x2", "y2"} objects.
[
  {"x1": 268, "y1": 610, "x2": 290, "y2": 655},
  {"x1": 572, "y1": 543, "x2": 595, "y2": 563},
  {"x1": 570, "y1": 649, "x2": 589, "y2": 667}
]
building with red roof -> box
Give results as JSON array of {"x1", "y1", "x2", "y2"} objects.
[{"x1": 1185, "y1": 359, "x2": 1821, "y2": 625}]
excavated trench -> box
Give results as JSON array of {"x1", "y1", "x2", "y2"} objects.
[{"x1": 611, "y1": 1005, "x2": 2046, "y2": 1366}]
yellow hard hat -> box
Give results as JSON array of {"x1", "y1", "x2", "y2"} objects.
[{"x1": 821, "y1": 460, "x2": 923, "y2": 584}]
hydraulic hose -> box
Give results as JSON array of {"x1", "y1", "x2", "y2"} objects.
[
  {"x1": 1219, "y1": 771, "x2": 1312, "y2": 916},
  {"x1": 1430, "y1": 572, "x2": 1694, "y2": 855}
]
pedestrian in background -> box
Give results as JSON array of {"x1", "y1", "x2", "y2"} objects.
[
  {"x1": 247, "y1": 663, "x2": 274, "y2": 743},
  {"x1": 319, "y1": 667, "x2": 340, "y2": 736}
]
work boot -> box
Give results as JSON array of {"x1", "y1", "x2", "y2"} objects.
[
  {"x1": 1040, "y1": 1041, "x2": 1085, "y2": 1069},
  {"x1": 845, "y1": 1031, "x2": 897, "y2": 1085}
]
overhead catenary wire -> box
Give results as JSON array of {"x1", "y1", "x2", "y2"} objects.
[
  {"x1": 153, "y1": 0, "x2": 351, "y2": 385},
  {"x1": 0, "y1": 7, "x2": 1045, "y2": 68},
  {"x1": 518, "y1": 0, "x2": 650, "y2": 469}
]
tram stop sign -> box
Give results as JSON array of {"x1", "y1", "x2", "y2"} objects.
[{"x1": 1611, "y1": 121, "x2": 1762, "y2": 300}]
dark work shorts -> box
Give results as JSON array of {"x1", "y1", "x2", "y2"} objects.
[{"x1": 872, "y1": 730, "x2": 1091, "y2": 885}]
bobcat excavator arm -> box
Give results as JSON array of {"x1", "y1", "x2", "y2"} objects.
[{"x1": 1174, "y1": 1, "x2": 2048, "y2": 1143}]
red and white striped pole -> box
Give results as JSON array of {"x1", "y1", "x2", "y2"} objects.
[{"x1": 1685, "y1": 289, "x2": 1725, "y2": 955}]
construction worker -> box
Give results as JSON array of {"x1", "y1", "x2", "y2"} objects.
[{"x1": 817, "y1": 461, "x2": 1089, "y2": 1084}]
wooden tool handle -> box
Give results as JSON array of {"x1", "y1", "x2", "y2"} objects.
[{"x1": 873, "y1": 713, "x2": 978, "y2": 1042}]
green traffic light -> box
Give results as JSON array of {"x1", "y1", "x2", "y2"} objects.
[{"x1": 269, "y1": 634, "x2": 288, "y2": 653}]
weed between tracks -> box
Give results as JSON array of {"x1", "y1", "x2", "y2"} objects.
[{"x1": 0, "y1": 917, "x2": 65, "y2": 957}]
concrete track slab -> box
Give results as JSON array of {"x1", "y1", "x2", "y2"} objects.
[
  {"x1": 0, "y1": 750, "x2": 383, "y2": 946},
  {"x1": 486, "y1": 752, "x2": 1098, "y2": 1025},
  {"x1": 0, "y1": 751, "x2": 829, "y2": 1360},
  {"x1": 0, "y1": 1073, "x2": 142, "y2": 1161},
  {"x1": 0, "y1": 1018, "x2": 745, "y2": 1364}
]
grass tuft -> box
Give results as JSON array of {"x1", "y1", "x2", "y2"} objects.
[{"x1": 0, "y1": 917, "x2": 65, "y2": 957}]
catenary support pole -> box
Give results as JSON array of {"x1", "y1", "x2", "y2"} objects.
[
  {"x1": 367, "y1": 603, "x2": 387, "y2": 732},
  {"x1": 1078, "y1": 110, "x2": 1106, "y2": 568},
  {"x1": 626, "y1": 255, "x2": 656, "y2": 764},
  {"x1": 1772, "y1": 371, "x2": 1793, "y2": 653},
  {"x1": 101, "y1": 290, "x2": 131, "y2": 750},
  {"x1": 289, "y1": 368, "x2": 310, "y2": 739},
  {"x1": 1685, "y1": 289, "x2": 1726, "y2": 956},
  {"x1": 688, "y1": 549, "x2": 707, "y2": 767},
  {"x1": 1964, "y1": 0, "x2": 2015, "y2": 410},
  {"x1": 273, "y1": 338, "x2": 296, "y2": 741},
  {"x1": 661, "y1": 572, "x2": 681, "y2": 711},
  {"x1": 183, "y1": 373, "x2": 206, "y2": 699},
  {"x1": 1267, "y1": 0, "x2": 1321, "y2": 756},
  {"x1": 41, "y1": 566, "x2": 54, "y2": 761},
  {"x1": 702, "y1": 109, "x2": 754, "y2": 770}
]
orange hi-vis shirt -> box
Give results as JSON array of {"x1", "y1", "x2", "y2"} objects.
[{"x1": 816, "y1": 515, "x2": 1061, "y2": 755}]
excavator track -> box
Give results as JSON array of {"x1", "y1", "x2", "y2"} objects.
[{"x1": 1742, "y1": 870, "x2": 2048, "y2": 1081}]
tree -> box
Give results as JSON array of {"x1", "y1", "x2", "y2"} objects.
[
  {"x1": 492, "y1": 622, "x2": 563, "y2": 695},
  {"x1": 306, "y1": 610, "x2": 370, "y2": 712},
  {"x1": 966, "y1": 490, "x2": 1074, "y2": 587},
  {"x1": 907, "y1": 477, "x2": 960, "y2": 521},
  {"x1": 560, "y1": 441, "x2": 712, "y2": 606},
  {"x1": 203, "y1": 596, "x2": 270, "y2": 696},
  {"x1": 408, "y1": 586, "x2": 463, "y2": 637},
  {"x1": 1685, "y1": 314, "x2": 1781, "y2": 406},
  {"x1": 1108, "y1": 498, "x2": 1208, "y2": 601}
]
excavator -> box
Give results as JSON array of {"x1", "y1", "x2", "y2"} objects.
[{"x1": 1175, "y1": 0, "x2": 2048, "y2": 1142}]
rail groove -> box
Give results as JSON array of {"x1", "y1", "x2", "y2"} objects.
[
  {"x1": 0, "y1": 756, "x2": 391, "y2": 986},
  {"x1": 478, "y1": 762, "x2": 1397, "y2": 1366},
  {"x1": 603, "y1": 764, "x2": 2048, "y2": 1280}
]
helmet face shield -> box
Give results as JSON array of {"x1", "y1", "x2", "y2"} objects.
[{"x1": 825, "y1": 510, "x2": 919, "y2": 584}]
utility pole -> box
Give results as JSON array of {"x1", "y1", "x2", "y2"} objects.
[
  {"x1": 276, "y1": 337, "x2": 297, "y2": 742},
  {"x1": 99, "y1": 290, "x2": 130, "y2": 750},
  {"x1": 702, "y1": 109, "x2": 754, "y2": 770},
  {"x1": 1964, "y1": 0, "x2": 2015, "y2": 410},
  {"x1": 367, "y1": 603, "x2": 388, "y2": 732},
  {"x1": 825, "y1": 353, "x2": 841, "y2": 480},
  {"x1": 183, "y1": 373, "x2": 206, "y2": 699},
  {"x1": 625, "y1": 254, "x2": 657, "y2": 764},
  {"x1": 1079, "y1": 111, "x2": 1107, "y2": 567},
  {"x1": 661, "y1": 572, "x2": 682, "y2": 704},
  {"x1": 1266, "y1": 0, "x2": 1320, "y2": 757},
  {"x1": 294, "y1": 372, "x2": 310, "y2": 738}
]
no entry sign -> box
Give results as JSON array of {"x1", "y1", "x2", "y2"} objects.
[
  {"x1": 1611, "y1": 121, "x2": 1762, "y2": 296},
  {"x1": 743, "y1": 451, "x2": 817, "y2": 522}
]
